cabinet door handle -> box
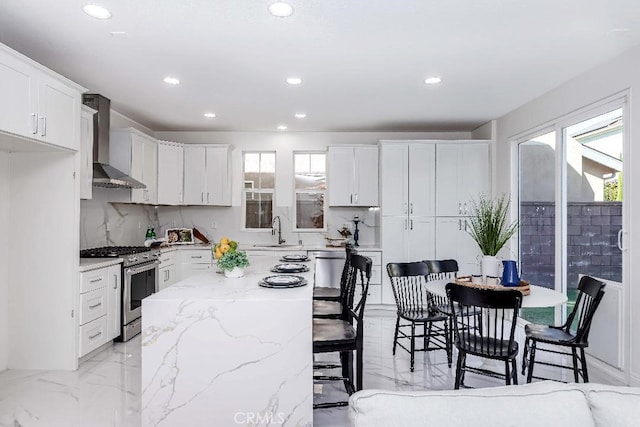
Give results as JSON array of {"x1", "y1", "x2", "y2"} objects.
[
  {"x1": 89, "y1": 277, "x2": 103, "y2": 283},
  {"x1": 164, "y1": 270, "x2": 170, "y2": 281},
  {"x1": 207, "y1": 192, "x2": 210, "y2": 203},
  {"x1": 201, "y1": 192, "x2": 204, "y2": 203},
  {"x1": 350, "y1": 194, "x2": 353, "y2": 204},
  {"x1": 113, "y1": 273, "x2": 118, "y2": 290},
  {"x1": 458, "y1": 203, "x2": 462, "y2": 215},
  {"x1": 459, "y1": 219, "x2": 461, "y2": 231},
  {"x1": 410, "y1": 219, "x2": 413, "y2": 230},
  {"x1": 404, "y1": 219, "x2": 408, "y2": 230},
  {"x1": 191, "y1": 255, "x2": 203, "y2": 259},
  {"x1": 40, "y1": 116, "x2": 47, "y2": 137},
  {"x1": 31, "y1": 113, "x2": 38, "y2": 134},
  {"x1": 354, "y1": 193, "x2": 358, "y2": 204},
  {"x1": 403, "y1": 203, "x2": 408, "y2": 214},
  {"x1": 410, "y1": 203, "x2": 413, "y2": 214},
  {"x1": 88, "y1": 331, "x2": 102, "y2": 340},
  {"x1": 464, "y1": 203, "x2": 467, "y2": 215},
  {"x1": 89, "y1": 302, "x2": 102, "y2": 309}
]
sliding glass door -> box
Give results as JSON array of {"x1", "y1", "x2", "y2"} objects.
[{"x1": 518, "y1": 102, "x2": 625, "y2": 326}]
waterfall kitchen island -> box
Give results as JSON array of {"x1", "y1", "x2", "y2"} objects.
[{"x1": 141, "y1": 255, "x2": 314, "y2": 426}]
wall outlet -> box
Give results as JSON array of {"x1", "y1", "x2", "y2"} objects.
[
  {"x1": 138, "y1": 221, "x2": 142, "y2": 229},
  {"x1": 211, "y1": 221, "x2": 217, "y2": 229},
  {"x1": 171, "y1": 220, "x2": 176, "y2": 227}
]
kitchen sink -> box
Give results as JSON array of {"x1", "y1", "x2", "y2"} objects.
[{"x1": 251, "y1": 244, "x2": 304, "y2": 249}]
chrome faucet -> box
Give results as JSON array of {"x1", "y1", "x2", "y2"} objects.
[{"x1": 272, "y1": 216, "x2": 286, "y2": 245}]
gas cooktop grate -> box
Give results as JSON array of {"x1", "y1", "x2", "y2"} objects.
[{"x1": 80, "y1": 246, "x2": 151, "y2": 258}]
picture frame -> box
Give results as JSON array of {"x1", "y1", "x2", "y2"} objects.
[{"x1": 166, "y1": 228, "x2": 194, "y2": 245}]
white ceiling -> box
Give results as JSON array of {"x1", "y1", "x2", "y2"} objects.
[{"x1": 1, "y1": 0, "x2": 639, "y2": 133}]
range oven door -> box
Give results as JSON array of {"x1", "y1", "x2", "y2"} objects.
[{"x1": 123, "y1": 260, "x2": 160, "y2": 326}]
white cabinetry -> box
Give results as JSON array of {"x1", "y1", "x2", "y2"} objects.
[
  {"x1": 355, "y1": 250, "x2": 383, "y2": 305},
  {"x1": 110, "y1": 128, "x2": 158, "y2": 204},
  {"x1": 159, "y1": 250, "x2": 177, "y2": 290},
  {"x1": 183, "y1": 144, "x2": 231, "y2": 206},
  {"x1": 0, "y1": 43, "x2": 83, "y2": 151},
  {"x1": 328, "y1": 145, "x2": 379, "y2": 207},
  {"x1": 157, "y1": 140, "x2": 184, "y2": 205},
  {"x1": 380, "y1": 143, "x2": 437, "y2": 304},
  {"x1": 434, "y1": 217, "x2": 482, "y2": 275},
  {"x1": 435, "y1": 143, "x2": 490, "y2": 216},
  {"x1": 380, "y1": 140, "x2": 491, "y2": 304},
  {"x1": 78, "y1": 264, "x2": 121, "y2": 358},
  {"x1": 106, "y1": 265, "x2": 122, "y2": 341},
  {"x1": 80, "y1": 105, "x2": 95, "y2": 199},
  {"x1": 178, "y1": 248, "x2": 212, "y2": 280}
]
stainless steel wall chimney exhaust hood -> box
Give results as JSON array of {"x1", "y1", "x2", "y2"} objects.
[{"x1": 82, "y1": 94, "x2": 146, "y2": 189}]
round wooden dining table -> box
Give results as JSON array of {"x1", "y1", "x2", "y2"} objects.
[{"x1": 424, "y1": 279, "x2": 568, "y2": 308}]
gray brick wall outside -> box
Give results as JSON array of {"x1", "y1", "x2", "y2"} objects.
[{"x1": 519, "y1": 201, "x2": 622, "y2": 289}]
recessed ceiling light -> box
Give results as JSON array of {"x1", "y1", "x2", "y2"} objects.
[
  {"x1": 424, "y1": 76, "x2": 442, "y2": 85},
  {"x1": 268, "y1": 2, "x2": 294, "y2": 18},
  {"x1": 294, "y1": 112, "x2": 307, "y2": 119},
  {"x1": 204, "y1": 113, "x2": 216, "y2": 118},
  {"x1": 277, "y1": 125, "x2": 288, "y2": 131},
  {"x1": 82, "y1": 4, "x2": 112, "y2": 20},
  {"x1": 163, "y1": 76, "x2": 180, "y2": 85},
  {"x1": 286, "y1": 77, "x2": 302, "y2": 85},
  {"x1": 109, "y1": 31, "x2": 127, "y2": 36}
]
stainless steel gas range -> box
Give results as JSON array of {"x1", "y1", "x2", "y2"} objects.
[{"x1": 80, "y1": 246, "x2": 161, "y2": 341}]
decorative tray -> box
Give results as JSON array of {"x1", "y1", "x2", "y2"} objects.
[
  {"x1": 280, "y1": 254, "x2": 309, "y2": 262},
  {"x1": 454, "y1": 276, "x2": 531, "y2": 296},
  {"x1": 271, "y1": 263, "x2": 310, "y2": 273},
  {"x1": 259, "y1": 275, "x2": 308, "y2": 289}
]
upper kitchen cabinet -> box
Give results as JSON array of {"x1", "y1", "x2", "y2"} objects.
[
  {"x1": 157, "y1": 140, "x2": 184, "y2": 205},
  {"x1": 327, "y1": 145, "x2": 379, "y2": 207},
  {"x1": 80, "y1": 105, "x2": 96, "y2": 199},
  {"x1": 110, "y1": 128, "x2": 158, "y2": 204},
  {"x1": 183, "y1": 144, "x2": 231, "y2": 206},
  {"x1": 0, "y1": 43, "x2": 84, "y2": 151},
  {"x1": 435, "y1": 142, "x2": 490, "y2": 216},
  {"x1": 380, "y1": 142, "x2": 436, "y2": 217}
]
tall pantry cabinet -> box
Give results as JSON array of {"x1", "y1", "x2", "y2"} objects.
[{"x1": 380, "y1": 140, "x2": 490, "y2": 305}]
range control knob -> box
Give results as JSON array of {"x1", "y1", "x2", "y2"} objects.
[{"x1": 128, "y1": 256, "x2": 138, "y2": 263}]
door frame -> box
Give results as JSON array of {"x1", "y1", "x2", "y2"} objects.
[{"x1": 510, "y1": 91, "x2": 630, "y2": 382}]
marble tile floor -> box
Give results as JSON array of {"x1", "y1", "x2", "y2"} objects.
[{"x1": 0, "y1": 309, "x2": 587, "y2": 427}]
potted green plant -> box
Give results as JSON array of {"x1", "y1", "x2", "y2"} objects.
[
  {"x1": 466, "y1": 194, "x2": 519, "y2": 278},
  {"x1": 217, "y1": 250, "x2": 250, "y2": 278}
]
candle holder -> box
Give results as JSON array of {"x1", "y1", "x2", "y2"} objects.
[{"x1": 353, "y1": 216, "x2": 360, "y2": 247}]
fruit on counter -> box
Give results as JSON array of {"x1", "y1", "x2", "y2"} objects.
[{"x1": 213, "y1": 237, "x2": 238, "y2": 259}]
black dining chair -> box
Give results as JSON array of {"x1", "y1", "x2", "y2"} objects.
[
  {"x1": 424, "y1": 259, "x2": 460, "y2": 344},
  {"x1": 313, "y1": 253, "x2": 372, "y2": 408},
  {"x1": 313, "y1": 244, "x2": 354, "y2": 302},
  {"x1": 387, "y1": 261, "x2": 451, "y2": 372},
  {"x1": 446, "y1": 283, "x2": 522, "y2": 388},
  {"x1": 521, "y1": 275, "x2": 606, "y2": 383},
  {"x1": 313, "y1": 245, "x2": 356, "y2": 318}
]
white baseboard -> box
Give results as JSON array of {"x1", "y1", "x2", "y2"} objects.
[
  {"x1": 630, "y1": 372, "x2": 640, "y2": 387},
  {"x1": 586, "y1": 354, "x2": 627, "y2": 385}
]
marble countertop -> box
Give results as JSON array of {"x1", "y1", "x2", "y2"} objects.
[
  {"x1": 147, "y1": 254, "x2": 314, "y2": 302},
  {"x1": 78, "y1": 258, "x2": 123, "y2": 272}
]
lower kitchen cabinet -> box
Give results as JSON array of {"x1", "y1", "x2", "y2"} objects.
[
  {"x1": 355, "y1": 250, "x2": 382, "y2": 305},
  {"x1": 159, "y1": 249, "x2": 177, "y2": 290},
  {"x1": 178, "y1": 248, "x2": 212, "y2": 280},
  {"x1": 78, "y1": 263, "x2": 121, "y2": 358}
]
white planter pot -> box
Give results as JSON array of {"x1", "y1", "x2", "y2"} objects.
[
  {"x1": 224, "y1": 266, "x2": 245, "y2": 278},
  {"x1": 480, "y1": 255, "x2": 500, "y2": 279}
]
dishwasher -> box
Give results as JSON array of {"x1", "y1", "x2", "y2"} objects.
[{"x1": 309, "y1": 250, "x2": 346, "y2": 288}]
